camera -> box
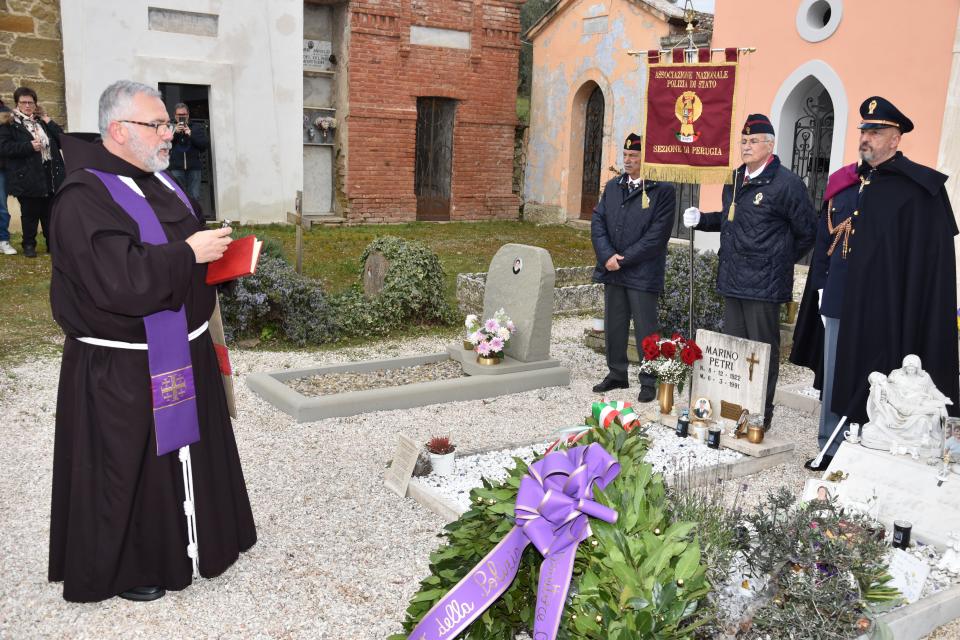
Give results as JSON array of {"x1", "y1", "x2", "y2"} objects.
[{"x1": 176, "y1": 115, "x2": 187, "y2": 124}]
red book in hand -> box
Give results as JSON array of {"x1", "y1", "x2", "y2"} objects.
[{"x1": 205, "y1": 235, "x2": 263, "y2": 285}]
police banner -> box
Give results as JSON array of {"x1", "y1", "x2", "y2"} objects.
[{"x1": 641, "y1": 49, "x2": 739, "y2": 184}]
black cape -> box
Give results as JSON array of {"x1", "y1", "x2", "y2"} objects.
[
  {"x1": 826, "y1": 152, "x2": 959, "y2": 423},
  {"x1": 48, "y1": 135, "x2": 256, "y2": 602}
]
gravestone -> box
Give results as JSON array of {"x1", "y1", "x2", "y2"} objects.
[
  {"x1": 482, "y1": 244, "x2": 555, "y2": 363},
  {"x1": 363, "y1": 250, "x2": 390, "y2": 298},
  {"x1": 690, "y1": 329, "x2": 770, "y2": 424}
]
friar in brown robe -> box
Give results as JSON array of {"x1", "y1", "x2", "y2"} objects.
[{"x1": 48, "y1": 81, "x2": 256, "y2": 603}]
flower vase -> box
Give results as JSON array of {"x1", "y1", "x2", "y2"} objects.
[
  {"x1": 657, "y1": 383, "x2": 675, "y2": 415},
  {"x1": 430, "y1": 451, "x2": 456, "y2": 476},
  {"x1": 476, "y1": 353, "x2": 503, "y2": 366}
]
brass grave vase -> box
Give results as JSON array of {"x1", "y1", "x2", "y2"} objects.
[
  {"x1": 477, "y1": 353, "x2": 503, "y2": 366},
  {"x1": 657, "y1": 383, "x2": 675, "y2": 414}
]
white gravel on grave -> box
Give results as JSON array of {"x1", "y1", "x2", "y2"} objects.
[
  {"x1": 0, "y1": 316, "x2": 954, "y2": 639},
  {"x1": 420, "y1": 424, "x2": 744, "y2": 514}
]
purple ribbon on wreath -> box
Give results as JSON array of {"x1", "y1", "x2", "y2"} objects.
[{"x1": 407, "y1": 443, "x2": 620, "y2": 640}]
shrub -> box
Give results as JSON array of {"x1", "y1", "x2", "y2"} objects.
[
  {"x1": 659, "y1": 246, "x2": 724, "y2": 336},
  {"x1": 219, "y1": 253, "x2": 336, "y2": 346},
  {"x1": 332, "y1": 236, "x2": 456, "y2": 339}
]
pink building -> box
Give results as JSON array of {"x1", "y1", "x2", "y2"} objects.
[{"x1": 698, "y1": 0, "x2": 960, "y2": 233}]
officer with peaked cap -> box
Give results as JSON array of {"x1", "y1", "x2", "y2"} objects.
[
  {"x1": 792, "y1": 95, "x2": 959, "y2": 469},
  {"x1": 591, "y1": 133, "x2": 676, "y2": 403},
  {"x1": 683, "y1": 114, "x2": 817, "y2": 430}
]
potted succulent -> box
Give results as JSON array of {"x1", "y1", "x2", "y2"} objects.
[{"x1": 426, "y1": 435, "x2": 456, "y2": 476}]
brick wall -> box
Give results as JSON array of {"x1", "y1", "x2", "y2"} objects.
[
  {"x1": 0, "y1": 0, "x2": 66, "y2": 125},
  {"x1": 345, "y1": 0, "x2": 522, "y2": 222}
]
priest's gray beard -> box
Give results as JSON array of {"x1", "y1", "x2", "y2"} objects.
[{"x1": 128, "y1": 134, "x2": 172, "y2": 172}]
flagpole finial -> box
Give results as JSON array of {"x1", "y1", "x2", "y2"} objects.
[{"x1": 683, "y1": 0, "x2": 695, "y2": 33}]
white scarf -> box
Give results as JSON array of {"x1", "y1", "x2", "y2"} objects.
[{"x1": 13, "y1": 108, "x2": 51, "y2": 163}]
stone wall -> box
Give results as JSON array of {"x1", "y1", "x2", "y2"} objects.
[{"x1": 0, "y1": 0, "x2": 66, "y2": 125}]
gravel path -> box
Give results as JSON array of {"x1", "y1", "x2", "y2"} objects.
[{"x1": 0, "y1": 317, "x2": 953, "y2": 638}]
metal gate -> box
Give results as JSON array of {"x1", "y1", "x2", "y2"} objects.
[
  {"x1": 579, "y1": 86, "x2": 604, "y2": 219},
  {"x1": 791, "y1": 95, "x2": 833, "y2": 206},
  {"x1": 415, "y1": 97, "x2": 457, "y2": 221}
]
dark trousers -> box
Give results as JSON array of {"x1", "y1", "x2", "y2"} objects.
[
  {"x1": 17, "y1": 195, "x2": 52, "y2": 250},
  {"x1": 723, "y1": 297, "x2": 780, "y2": 421},
  {"x1": 604, "y1": 284, "x2": 658, "y2": 388}
]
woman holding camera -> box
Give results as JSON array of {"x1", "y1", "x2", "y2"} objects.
[{"x1": 0, "y1": 86, "x2": 65, "y2": 257}]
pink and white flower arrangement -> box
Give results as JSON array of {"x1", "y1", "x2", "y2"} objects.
[{"x1": 465, "y1": 308, "x2": 516, "y2": 358}]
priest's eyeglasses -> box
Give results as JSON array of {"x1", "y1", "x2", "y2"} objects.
[{"x1": 118, "y1": 120, "x2": 175, "y2": 135}]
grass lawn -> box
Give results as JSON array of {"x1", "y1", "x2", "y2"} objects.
[{"x1": 0, "y1": 222, "x2": 594, "y2": 366}]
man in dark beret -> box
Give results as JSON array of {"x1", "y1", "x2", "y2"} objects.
[
  {"x1": 683, "y1": 114, "x2": 817, "y2": 430},
  {"x1": 792, "y1": 96, "x2": 959, "y2": 469},
  {"x1": 591, "y1": 133, "x2": 676, "y2": 403}
]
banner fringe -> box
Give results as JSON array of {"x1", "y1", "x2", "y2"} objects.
[{"x1": 642, "y1": 164, "x2": 733, "y2": 185}]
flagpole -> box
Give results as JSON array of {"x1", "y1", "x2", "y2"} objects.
[{"x1": 685, "y1": 1, "x2": 696, "y2": 409}]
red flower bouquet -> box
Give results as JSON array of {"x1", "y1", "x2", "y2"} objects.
[{"x1": 638, "y1": 332, "x2": 703, "y2": 393}]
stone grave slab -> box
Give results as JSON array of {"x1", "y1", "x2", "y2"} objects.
[
  {"x1": 247, "y1": 352, "x2": 570, "y2": 422},
  {"x1": 719, "y1": 432, "x2": 794, "y2": 458},
  {"x1": 773, "y1": 383, "x2": 821, "y2": 415},
  {"x1": 825, "y1": 442, "x2": 960, "y2": 549},
  {"x1": 482, "y1": 244, "x2": 555, "y2": 363},
  {"x1": 384, "y1": 434, "x2": 421, "y2": 497},
  {"x1": 691, "y1": 329, "x2": 770, "y2": 427}
]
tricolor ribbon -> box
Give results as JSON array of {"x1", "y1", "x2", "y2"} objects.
[
  {"x1": 592, "y1": 399, "x2": 640, "y2": 431},
  {"x1": 545, "y1": 401, "x2": 640, "y2": 454},
  {"x1": 407, "y1": 444, "x2": 620, "y2": 640}
]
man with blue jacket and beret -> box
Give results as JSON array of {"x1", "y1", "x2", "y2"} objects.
[
  {"x1": 683, "y1": 114, "x2": 817, "y2": 429},
  {"x1": 591, "y1": 133, "x2": 676, "y2": 403}
]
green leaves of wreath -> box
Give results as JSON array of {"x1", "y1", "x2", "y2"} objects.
[{"x1": 390, "y1": 425, "x2": 710, "y2": 640}]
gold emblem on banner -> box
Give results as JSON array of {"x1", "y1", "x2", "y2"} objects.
[
  {"x1": 868, "y1": 99, "x2": 878, "y2": 115},
  {"x1": 674, "y1": 91, "x2": 703, "y2": 143},
  {"x1": 753, "y1": 192, "x2": 763, "y2": 206}
]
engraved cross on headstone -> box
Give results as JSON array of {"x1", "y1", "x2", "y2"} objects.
[{"x1": 746, "y1": 352, "x2": 760, "y2": 381}]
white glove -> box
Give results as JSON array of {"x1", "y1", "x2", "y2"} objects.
[
  {"x1": 682, "y1": 206, "x2": 701, "y2": 228},
  {"x1": 818, "y1": 288, "x2": 825, "y2": 327}
]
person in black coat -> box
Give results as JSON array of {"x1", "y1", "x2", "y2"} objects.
[
  {"x1": 683, "y1": 114, "x2": 817, "y2": 429},
  {"x1": 591, "y1": 133, "x2": 677, "y2": 402},
  {"x1": 792, "y1": 96, "x2": 960, "y2": 470},
  {"x1": 0, "y1": 86, "x2": 66, "y2": 257}
]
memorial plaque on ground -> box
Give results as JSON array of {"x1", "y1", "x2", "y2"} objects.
[
  {"x1": 691, "y1": 329, "x2": 770, "y2": 426},
  {"x1": 482, "y1": 244, "x2": 555, "y2": 363},
  {"x1": 826, "y1": 443, "x2": 960, "y2": 549},
  {"x1": 384, "y1": 434, "x2": 421, "y2": 497}
]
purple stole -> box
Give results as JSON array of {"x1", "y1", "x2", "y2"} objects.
[{"x1": 86, "y1": 169, "x2": 201, "y2": 456}]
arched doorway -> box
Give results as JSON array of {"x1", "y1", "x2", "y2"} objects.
[
  {"x1": 777, "y1": 76, "x2": 836, "y2": 204},
  {"x1": 579, "y1": 85, "x2": 605, "y2": 219}
]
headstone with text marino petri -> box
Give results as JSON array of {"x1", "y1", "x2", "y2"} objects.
[
  {"x1": 481, "y1": 244, "x2": 556, "y2": 363},
  {"x1": 690, "y1": 329, "x2": 770, "y2": 427}
]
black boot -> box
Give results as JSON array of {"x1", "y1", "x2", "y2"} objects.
[
  {"x1": 118, "y1": 585, "x2": 166, "y2": 602},
  {"x1": 637, "y1": 385, "x2": 656, "y2": 403},
  {"x1": 22, "y1": 245, "x2": 37, "y2": 258},
  {"x1": 592, "y1": 376, "x2": 629, "y2": 393},
  {"x1": 804, "y1": 455, "x2": 833, "y2": 471}
]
